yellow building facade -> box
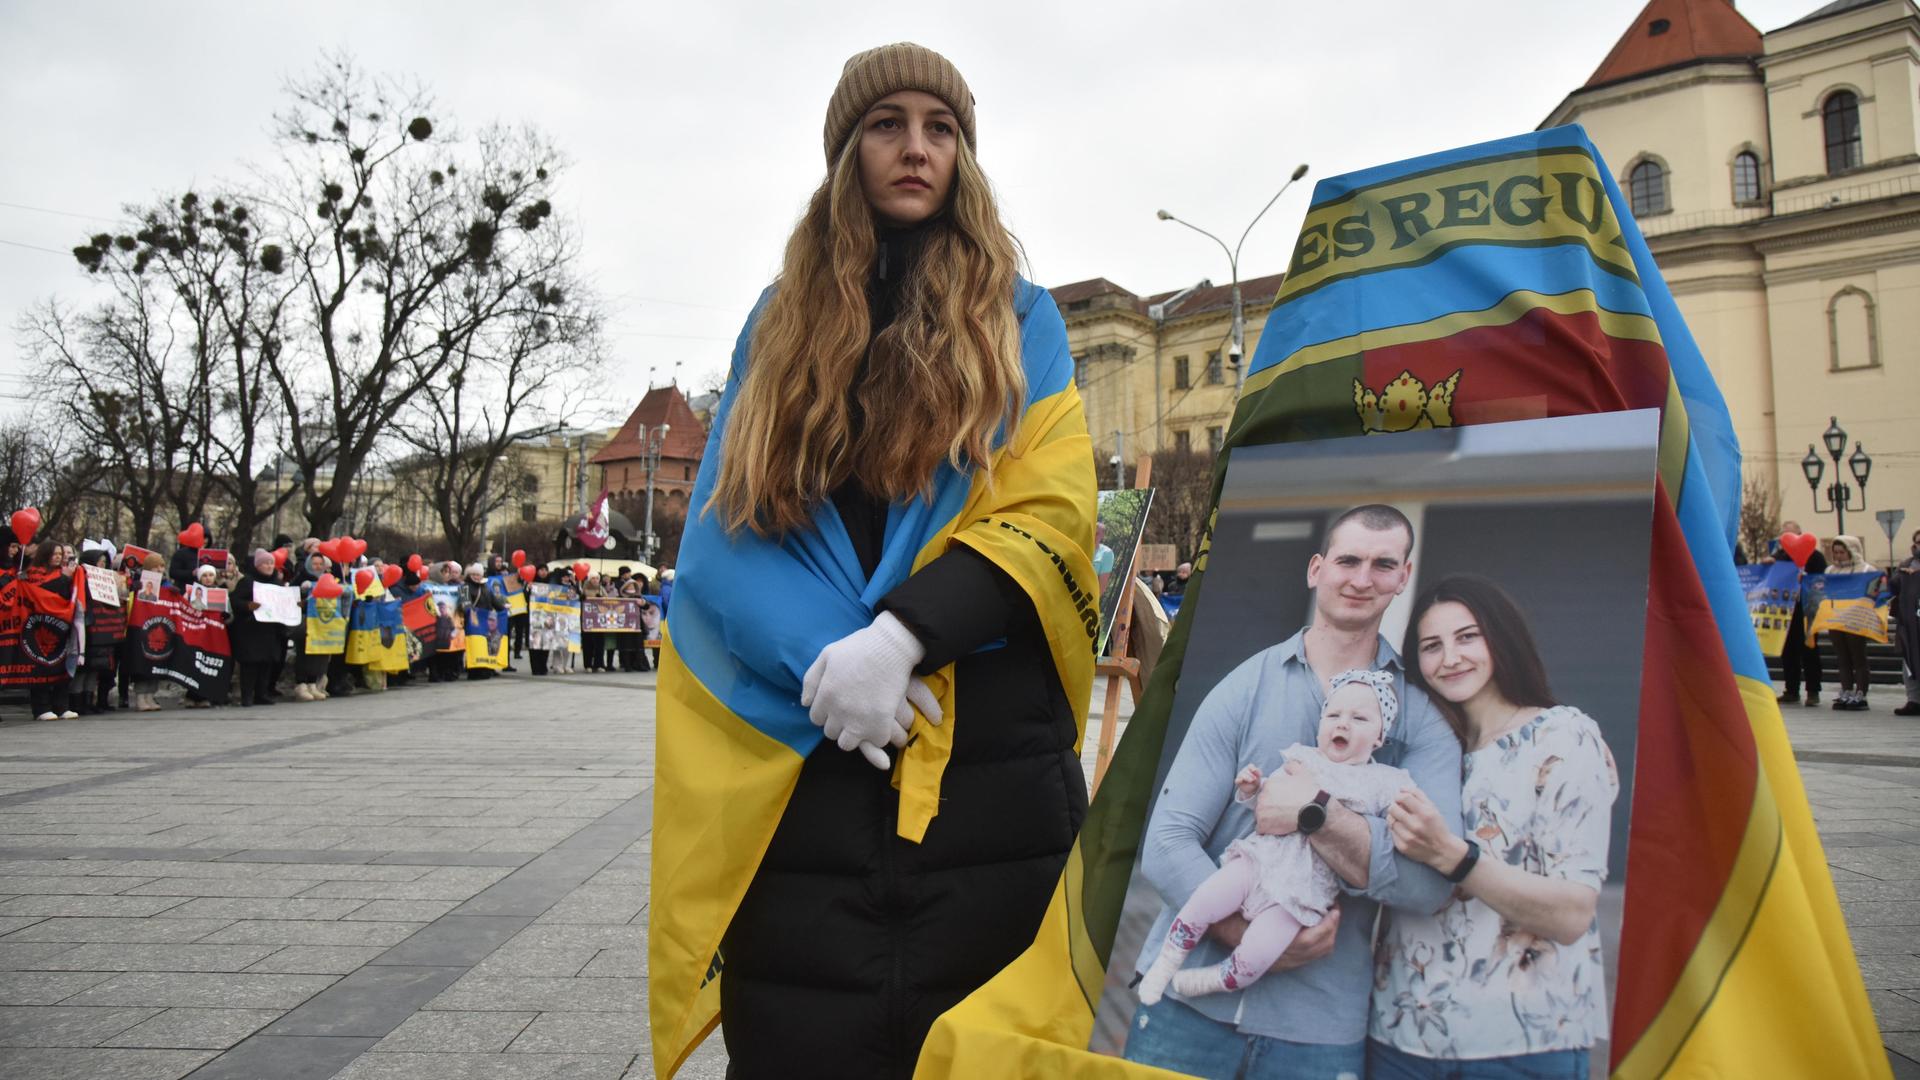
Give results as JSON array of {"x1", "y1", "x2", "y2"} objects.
[{"x1": 1548, "y1": 0, "x2": 1920, "y2": 547}]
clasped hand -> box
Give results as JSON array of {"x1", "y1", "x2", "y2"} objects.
[{"x1": 801, "y1": 611, "x2": 943, "y2": 770}]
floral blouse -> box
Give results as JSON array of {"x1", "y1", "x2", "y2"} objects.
[{"x1": 1369, "y1": 705, "x2": 1620, "y2": 1060}]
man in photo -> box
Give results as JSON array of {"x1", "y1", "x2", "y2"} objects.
[{"x1": 1124, "y1": 504, "x2": 1464, "y2": 1078}]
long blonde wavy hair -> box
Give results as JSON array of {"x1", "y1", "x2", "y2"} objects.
[{"x1": 709, "y1": 127, "x2": 1025, "y2": 537}]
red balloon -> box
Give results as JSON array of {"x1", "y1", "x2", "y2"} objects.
[
  {"x1": 381, "y1": 564, "x2": 403, "y2": 588},
  {"x1": 1780, "y1": 531, "x2": 1818, "y2": 568},
  {"x1": 177, "y1": 522, "x2": 206, "y2": 548},
  {"x1": 406, "y1": 554, "x2": 425, "y2": 574},
  {"x1": 9, "y1": 507, "x2": 40, "y2": 544},
  {"x1": 573, "y1": 561, "x2": 591, "y2": 582},
  {"x1": 312, "y1": 573, "x2": 342, "y2": 599},
  {"x1": 511, "y1": 549, "x2": 527, "y2": 569},
  {"x1": 349, "y1": 537, "x2": 369, "y2": 562},
  {"x1": 272, "y1": 548, "x2": 289, "y2": 572},
  {"x1": 354, "y1": 567, "x2": 376, "y2": 593},
  {"x1": 317, "y1": 539, "x2": 343, "y2": 564},
  {"x1": 517, "y1": 564, "x2": 537, "y2": 583}
]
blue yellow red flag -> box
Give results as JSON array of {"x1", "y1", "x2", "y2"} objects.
[{"x1": 915, "y1": 126, "x2": 1886, "y2": 1080}]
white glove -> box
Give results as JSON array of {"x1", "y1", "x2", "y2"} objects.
[{"x1": 801, "y1": 611, "x2": 927, "y2": 770}]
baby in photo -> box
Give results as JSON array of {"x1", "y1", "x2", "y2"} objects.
[{"x1": 1137, "y1": 668, "x2": 1415, "y2": 1004}]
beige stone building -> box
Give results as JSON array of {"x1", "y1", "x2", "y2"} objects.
[
  {"x1": 1546, "y1": 0, "x2": 1920, "y2": 546},
  {"x1": 1050, "y1": 274, "x2": 1285, "y2": 468},
  {"x1": 386, "y1": 428, "x2": 616, "y2": 542}
]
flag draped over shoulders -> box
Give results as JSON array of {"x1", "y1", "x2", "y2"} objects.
[
  {"x1": 915, "y1": 126, "x2": 1884, "y2": 1080},
  {"x1": 647, "y1": 278, "x2": 1097, "y2": 1079}
]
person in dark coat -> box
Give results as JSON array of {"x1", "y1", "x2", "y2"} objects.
[
  {"x1": 703, "y1": 45, "x2": 1092, "y2": 1080},
  {"x1": 1893, "y1": 528, "x2": 1920, "y2": 717},
  {"x1": 1772, "y1": 521, "x2": 1828, "y2": 706},
  {"x1": 463, "y1": 562, "x2": 506, "y2": 680},
  {"x1": 228, "y1": 549, "x2": 286, "y2": 707}
]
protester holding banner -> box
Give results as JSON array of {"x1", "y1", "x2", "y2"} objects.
[
  {"x1": 1824, "y1": 536, "x2": 1883, "y2": 712},
  {"x1": 228, "y1": 550, "x2": 285, "y2": 708},
  {"x1": 1895, "y1": 529, "x2": 1920, "y2": 717},
  {"x1": 579, "y1": 573, "x2": 607, "y2": 672},
  {"x1": 75, "y1": 546, "x2": 126, "y2": 715},
  {"x1": 1772, "y1": 522, "x2": 1827, "y2": 707},
  {"x1": 21, "y1": 542, "x2": 78, "y2": 720},
  {"x1": 463, "y1": 562, "x2": 507, "y2": 679},
  {"x1": 649, "y1": 43, "x2": 1099, "y2": 1080},
  {"x1": 290, "y1": 549, "x2": 336, "y2": 701}
]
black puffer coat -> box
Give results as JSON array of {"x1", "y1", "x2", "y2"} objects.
[{"x1": 718, "y1": 225, "x2": 1088, "y2": 1080}]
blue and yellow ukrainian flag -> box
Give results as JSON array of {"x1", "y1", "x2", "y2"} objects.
[
  {"x1": 648, "y1": 280, "x2": 1098, "y2": 1078},
  {"x1": 1806, "y1": 571, "x2": 1891, "y2": 644},
  {"x1": 916, "y1": 127, "x2": 1885, "y2": 1079}
]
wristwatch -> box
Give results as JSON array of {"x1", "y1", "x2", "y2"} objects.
[
  {"x1": 1296, "y1": 790, "x2": 1331, "y2": 835},
  {"x1": 1445, "y1": 838, "x2": 1481, "y2": 883}
]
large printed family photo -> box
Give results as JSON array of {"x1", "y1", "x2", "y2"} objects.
[{"x1": 1091, "y1": 410, "x2": 1659, "y2": 1079}]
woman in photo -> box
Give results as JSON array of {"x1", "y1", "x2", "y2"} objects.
[
  {"x1": 1373, "y1": 574, "x2": 1619, "y2": 1079},
  {"x1": 660, "y1": 41, "x2": 1096, "y2": 1080}
]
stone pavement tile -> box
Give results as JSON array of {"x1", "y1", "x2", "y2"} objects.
[
  {"x1": 0, "y1": 874, "x2": 158, "y2": 894},
  {"x1": 0, "y1": 941, "x2": 79, "y2": 967},
  {"x1": 0, "y1": 969, "x2": 117, "y2": 1004},
  {"x1": 122, "y1": 877, "x2": 326, "y2": 898},
  {"x1": 1822, "y1": 833, "x2": 1914, "y2": 848},
  {"x1": 1832, "y1": 849, "x2": 1920, "y2": 880},
  {"x1": 0, "y1": 917, "x2": 232, "y2": 943},
  {"x1": 183, "y1": 1033, "x2": 379, "y2": 1080},
  {"x1": 468, "y1": 945, "x2": 599, "y2": 978},
  {"x1": 584, "y1": 863, "x2": 645, "y2": 887},
  {"x1": 0, "y1": 894, "x2": 190, "y2": 917},
  {"x1": 211, "y1": 861, "x2": 429, "y2": 881},
  {"x1": 155, "y1": 896, "x2": 364, "y2": 920},
  {"x1": 332, "y1": 1051, "x2": 635, "y2": 1079},
  {"x1": 507, "y1": 1011, "x2": 647, "y2": 1054},
  {"x1": 534, "y1": 885, "x2": 645, "y2": 926},
  {"x1": 425, "y1": 974, "x2": 643, "y2": 1013},
  {"x1": 373, "y1": 915, "x2": 531, "y2": 968},
  {"x1": 577, "y1": 947, "x2": 643, "y2": 978},
  {"x1": 198, "y1": 920, "x2": 425, "y2": 947},
  {"x1": 101, "y1": 1006, "x2": 282, "y2": 1049},
  {"x1": 369, "y1": 1009, "x2": 537, "y2": 1053},
  {"x1": 368, "y1": 850, "x2": 535, "y2": 867},
  {"x1": 0, "y1": 1046, "x2": 219, "y2": 1080},
  {"x1": 1893, "y1": 1033, "x2": 1920, "y2": 1069},
  {"x1": 63, "y1": 971, "x2": 338, "y2": 1009},
  {"x1": 1874, "y1": 990, "x2": 1920, "y2": 1033},
  {"x1": 1858, "y1": 952, "x2": 1920, "y2": 991},
  {"x1": 262, "y1": 964, "x2": 464, "y2": 1038},
  {"x1": 1851, "y1": 926, "x2": 1920, "y2": 954},
  {"x1": 298, "y1": 867, "x2": 511, "y2": 902},
  {"x1": 1835, "y1": 879, "x2": 1919, "y2": 902},
  {"x1": 245, "y1": 945, "x2": 388, "y2": 974},
  {"x1": 0, "y1": 859, "x2": 131, "y2": 875},
  {"x1": 344, "y1": 899, "x2": 461, "y2": 921},
  {"x1": 1845, "y1": 902, "x2": 1920, "y2": 926},
  {"x1": 26, "y1": 943, "x2": 282, "y2": 972},
  {"x1": 1890, "y1": 1047, "x2": 1920, "y2": 1080},
  {"x1": 0, "y1": 1004, "x2": 160, "y2": 1046}
]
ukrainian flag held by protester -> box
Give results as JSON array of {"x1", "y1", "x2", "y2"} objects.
[
  {"x1": 647, "y1": 280, "x2": 1098, "y2": 1078},
  {"x1": 1805, "y1": 571, "x2": 1891, "y2": 644},
  {"x1": 913, "y1": 127, "x2": 1886, "y2": 1080},
  {"x1": 304, "y1": 593, "x2": 346, "y2": 655},
  {"x1": 465, "y1": 607, "x2": 509, "y2": 670}
]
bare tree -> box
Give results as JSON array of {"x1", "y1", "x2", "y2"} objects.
[
  {"x1": 1740, "y1": 469, "x2": 1784, "y2": 562},
  {"x1": 259, "y1": 55, "x2": 575, "y2": 538},
  {"x1": 0, "y1": 419, "x2": 93, "y2": 539},
  {"x1": 1140, "y1": 448, "x2": 1217, "y2": 563}
]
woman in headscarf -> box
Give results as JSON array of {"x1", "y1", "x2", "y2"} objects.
[{"x1": 1823, "y1": 535, "x2": 1884, "y2": 711}]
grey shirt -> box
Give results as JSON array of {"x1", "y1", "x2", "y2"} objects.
[{"x1": 1134, "y1": 628, "x2": 1463, "y2": 1045}]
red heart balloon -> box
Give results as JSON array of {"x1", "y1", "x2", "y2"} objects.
[
  {"x1": 1780, "y1": 531, "x2": 1817, "y2": 568},
  {"x1": 272, "y1": 548, "x2": 288, "y2": 571},
  {"x1": 177, "y1": 522, "x2": 206, "y2": 548},
  {"x1": 573, "y1": 561, "x2": 591, "y2": 581},
  {"x1": 511, "y1": 549, "x2": 527, "y2": 569},
  {"x1": 312, "y1": 572, "x2": 342, "y2": 599},
  {"x1": 317, "y1": 539, "x2": 341, "y2": 564},
  {"x1": 349, "y1": 538, "x2": 369, "y2": 562},
  {"x1": 381, "y1": 564, "x2": 403, "y2": 588},
  {"x1": 518, "y1": 564, "x2": 537, "y2": 582},
  {"x1": 9, "y1": 507, "x2": 40, "y2": 544},
  {"x1": 354, "y1": 567, "x2": 376, "y2": 593},
  {"x1": 406, "y1": 554, "x2": 425, "y2": 574}
]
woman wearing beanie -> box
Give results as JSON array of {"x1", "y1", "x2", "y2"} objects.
[{"x1": 650, "y1": 42, "x2": 1097, "y2": 1080}]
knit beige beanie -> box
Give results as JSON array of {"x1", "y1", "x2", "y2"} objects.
[{"x1": 823, "y1": 42, "x2": 976, "y2": 163}]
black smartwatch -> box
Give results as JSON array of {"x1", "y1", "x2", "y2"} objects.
[
  {"x1": 1444, "y1": 838, "x2": 1481, "y2": 883},
  {"x1": 1296, "y1": 790, "x2": 1331, "y2": 835}
]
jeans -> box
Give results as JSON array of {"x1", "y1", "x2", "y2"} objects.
[
  {"x1": 1367, "y1": 1038, "x2": 1589, "y2": 1080},
  {"x1": 1122, "y1": 996, "x2": 1365, "y2": 1080}
]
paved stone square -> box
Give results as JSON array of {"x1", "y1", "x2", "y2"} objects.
[{"x1": 0, "y1": 670, "x2": 1910, "y2": 1078}]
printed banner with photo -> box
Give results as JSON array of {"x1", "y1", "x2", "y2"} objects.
[
  {"x1": 502, "y1": 573, "x2": 529, "y2": 617},
  {"x1": 129, "y1": 590, "x2": 231, "y2": 703},
  {"x1": 1803, "y1": 571, "x2": 1890, "y2": 644},
  {"x1": 1736, "y1": 561, "x2": 1801, "y2": 657},
  {"x1": 466, "y1": 606, "x2": 510, "y2": 669},
  {"x1": 424, "y1": 584, "x2": 466, "y2": 653},
  {"x1": 1095, "y1": 488, "x2": 1154, "y2": 657},
  {"x1": 304, "y1": 593, "x2": 347, "y2": 655},
  {"x1": 529, "y1": 583, "x2": 582, "y2": 652},
  {"x1": 582, "y1": 596, "x2": 650, "y2": 634},
  {"x1": 1090, "y1": 411, "x2": 1658, "y2": 1077},
  {"x1": 0, "y1": 572, "x2": 79, "y2": 686},
  {"x1": 189, "y1": 584, "x2": 230, "y2": 614}
]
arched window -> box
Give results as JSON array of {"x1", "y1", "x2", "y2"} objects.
[
  {"x1": 1732, "y1": 151, "x2": 1762, "y2": 203},
  {"x1": 1828, "y1": 286, "x2": 1879, "y2": 371},
  {"x1": 1824, "y1": 91, "x2": 1863, "y2": 173},
  {"x1": 1628, "y1": 159, "x2": 1668, "y2": 216}
]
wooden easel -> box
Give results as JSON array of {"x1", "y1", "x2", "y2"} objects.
[{"x1": 1091, "y1": 457, "x2": 1151, "y2": 798}]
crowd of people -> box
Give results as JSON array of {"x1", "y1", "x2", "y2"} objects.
[
  {"x1": 0, "y1": 522, "x2": 673, "y2": 722},
  {"x1": 1764, "y1": 520, "x2": 1920, "y2": 716}
]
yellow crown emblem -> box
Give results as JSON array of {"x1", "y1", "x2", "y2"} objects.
[{"x1": 1354, "y1": 368, "x2": 1461, "y2": 434}]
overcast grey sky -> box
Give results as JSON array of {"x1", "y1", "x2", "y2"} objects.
[{"x1": 0, "y1": 0, "x2": 1818, "y2": 424}]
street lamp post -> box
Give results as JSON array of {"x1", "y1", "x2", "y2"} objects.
[
  {"x1": 1801, "y1": 415, "x2": 1872, "y2": 535},
  {"x1": 641, "y1": 423, "x2": 671, "y2": 564},
  {"x1": 1157, "y1": 163, "x2": 1309, "y2": 391}
]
